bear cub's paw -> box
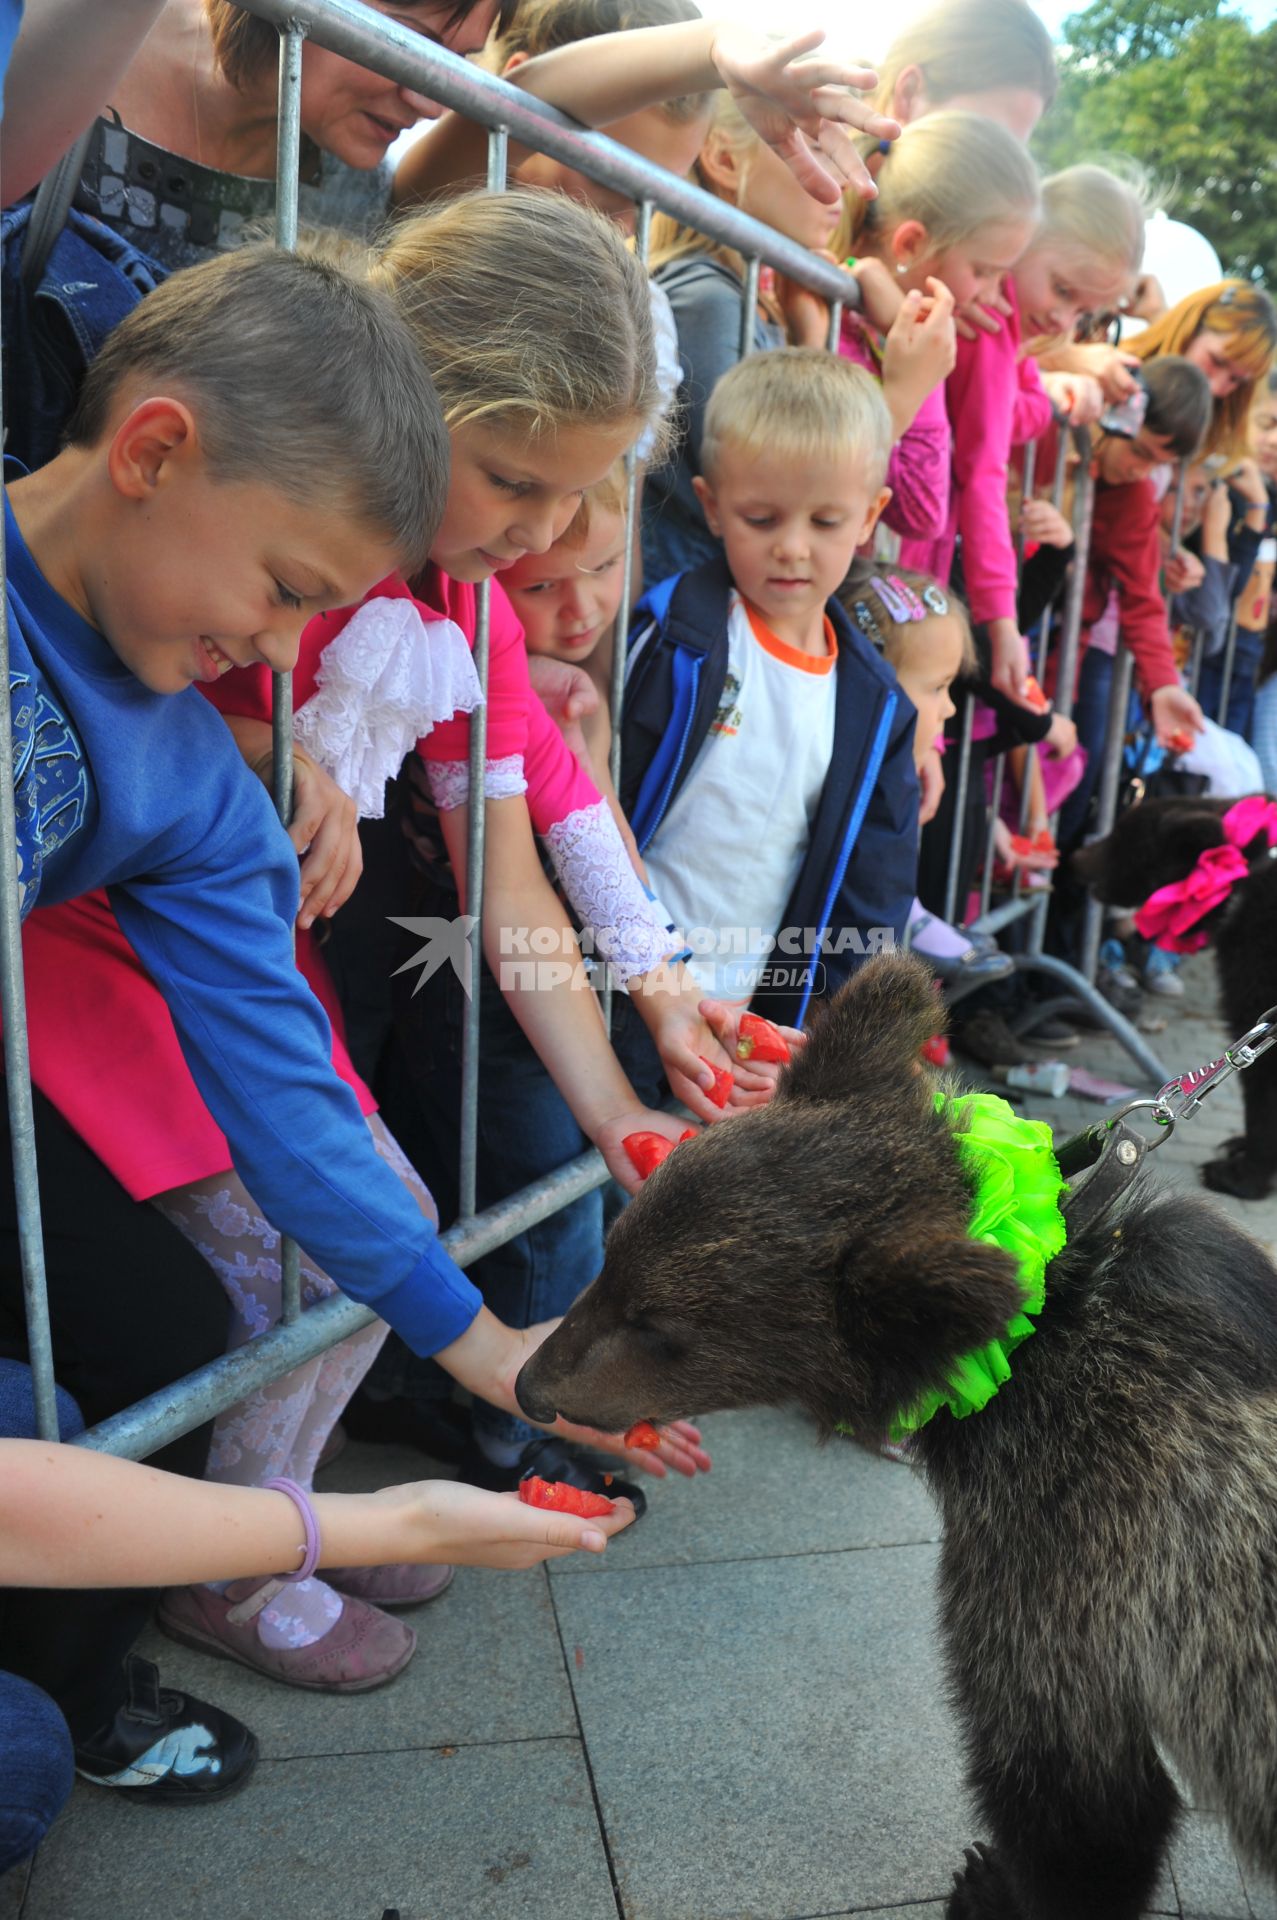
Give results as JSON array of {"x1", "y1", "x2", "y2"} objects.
[
  {"x1": 946, "y1": 1841, "x2": 1021, "y2": 1920},
  {"x1": 1202, "y1": 1145, "x2": 1275, "y2": 1201}
]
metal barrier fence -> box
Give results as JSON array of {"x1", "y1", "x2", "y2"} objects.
[
  {"x1": 3, "y1": 2, "x2": 1242, "y2": 1460},
  {"x1": 1, "y1": 0, "x2": 864, "y2": 1455},
  {"x1": 938, "y1": 421, "x2": 1197, "y2": 1087}
]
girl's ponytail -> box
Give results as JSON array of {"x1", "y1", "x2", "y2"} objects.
[{"x1": 850, "y1": 111, "x2": 1040, "y2": 257}]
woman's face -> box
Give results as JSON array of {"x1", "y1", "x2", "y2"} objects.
[
  {"x1": 1185, "y1": 327, "x2": 1251, "y2": 400},
  {"x1": 891, "y1": 68, "x2": 1045, "y2": 143},
  {"x1": 299, "y1": 1, "x2": 500, "y2": 168}
]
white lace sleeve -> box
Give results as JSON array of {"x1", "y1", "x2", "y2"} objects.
[
  {"x1": 543, "y1": 797, "x2": 676, "y2": 985},
  {"x1": 292, "y1": 600, "x2": 483, "y2": 818},
  {"x1": 425, "y1": 753, "x2": 528, "y2": 812}
]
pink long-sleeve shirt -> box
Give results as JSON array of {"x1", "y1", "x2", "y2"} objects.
[
  {"x1": 838, "y1": 313, "x2": 951, "y2": 542},
  {"x1": 900, "y1": 280, "x2": 1054, "y2": 623}
]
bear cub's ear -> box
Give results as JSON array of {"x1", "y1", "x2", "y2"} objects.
[
  {"x1": 835, "y1": 1237, "x2": 1028, "y2": 1432},
  {"x1": 782, "y1": 954, "x2": 941, "y2": 1108}
]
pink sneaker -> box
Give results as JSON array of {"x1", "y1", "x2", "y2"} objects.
[
  {"x1": 157, "y1": 1581, "x2": 416, "y2": 1693},
  {"x1": 324, "y1": 1562, "x2": 455, "y2": 1608}
]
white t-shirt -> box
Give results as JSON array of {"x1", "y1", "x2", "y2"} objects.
[{"x1": 642, "y1": 591, "x2": 838, "y2": 999}]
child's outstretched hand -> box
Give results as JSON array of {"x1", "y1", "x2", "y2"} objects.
[
  {"x1": 711, "y1": 27, "x2": 899, "y2": 202},
  {"x1": 699, "y1": 998, "x2": 806, "y2": 1107},
  {"x1": 597, "y1": 1105, "x2": 704, "y2": 1195},
  {"x1": 372, "y1": 1480, "x2": 636, "y2": 1570},
  {"x1": 1020, "y1": 498, "x2": 1074, "y2": 550},
  {"x1": 627, "y1": 960, "x2": 739, "y2": 1124},
  {"x1": 882, "y1": 276, "x2": 957, "y2": 414},
  {"x1": 1149, "y1": 684, "x2": 1205, "y2": 751},
  {"x1": 1041, "y1": 369, "x2": 1105, "y2": 428}
]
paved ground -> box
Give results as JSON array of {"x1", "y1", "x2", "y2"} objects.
[{"x1": 5, "y1": 952, "x2": 1277, "y2": 1920}]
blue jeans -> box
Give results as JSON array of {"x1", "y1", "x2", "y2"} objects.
[
  {"x1": 0, "y1": 1360, "x2": 82, "y2": 1873},
  {"x1": 1196, "y1": 630, "x2": 1264, "y2": 742},
  {"x1": 377, "y1": 951, "x2": 605, "y2": 1449},
  {"x1": 0, "y1": 1673, "x2": 74, "y2": 1875}
]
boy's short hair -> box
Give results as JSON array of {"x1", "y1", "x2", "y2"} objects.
[
  {"x1": 66, "y1": 246, "x2": 450, "y2": 572},
  {"x1": 1142, "y1": 355, "x2": 1214, "y2": 464},
  {"x1": 701, "y1": 349, "x2": 894, "y2": 494}
]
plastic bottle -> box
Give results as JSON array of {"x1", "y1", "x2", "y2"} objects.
[{"x1": 993, "y1": 1061, "x2": 1071, "y2": 1097}]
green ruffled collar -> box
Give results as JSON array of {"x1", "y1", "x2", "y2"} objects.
[{"x1": 886, "y1": 1090, "x2": 1067, "y2": 1441}]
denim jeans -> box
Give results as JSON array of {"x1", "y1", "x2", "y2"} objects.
[
  {"x1": 1197, "y1": 630, "x2": 1264, "y2": 743},
  {"x1": 0, "y1": 1360, "x2": 81, "y2": 1874},
  {"x1": 374, "y1": 949, "x2": 606, "y2": 1449}
]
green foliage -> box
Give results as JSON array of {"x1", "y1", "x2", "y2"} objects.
[{"x1": 1034, "y1": 0, "x2": 1277, "y2": 283}]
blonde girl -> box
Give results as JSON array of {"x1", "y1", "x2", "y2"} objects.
[
  {"x1": 1020, "y1": 164, "x2": 1151, "y2": 418},
  {"x1": 849, "y1": 114, "x2": 1046, "y2": 699},
  {"x1": 644, "y1": 89, "x2": 905, "y2": 581},
  {"x1": 354, "y1": 191, "x2": 751, "y2": 1487},
  {"x1": 867, "y1": 0, "x2": 1057, "y2": 142},
  {"x1": 1129, "y1": 280, "x2": 1277, "y2": 459}
]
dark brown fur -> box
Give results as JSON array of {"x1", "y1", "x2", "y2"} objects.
[{"x1": 518, "y1": 954, "x2": 1277, "y2": 1919}]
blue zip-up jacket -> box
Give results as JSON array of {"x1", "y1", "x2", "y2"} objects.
[
  {"x1": 2, "y1": 199, "x2": 165, "y2": 473},
  {"x1": 5, "y1": 490, "x2": 481, "y2": 1357},
  {"x1": 621, "y1": 557, "x2": 919, "y2": 1029}
]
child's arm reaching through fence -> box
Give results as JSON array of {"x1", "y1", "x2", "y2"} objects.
[{"x1": 0, "y1": 1442, "x2": 636, "y2": 1588}]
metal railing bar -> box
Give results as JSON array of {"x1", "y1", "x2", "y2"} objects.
[
  {"x1": 273, "y1": 21, "x2": 308, "y2": 1326},
  {"x1": 738, "y1": 255, "x2": 761, "y2": 361},
  {"x1": 234, "y1": 0, "x2": 861, "y2": 307},
  {"x1": 73, "y1": 1139, "x2": 619, "y2": 1460},
  {"x1": 457, "y1": 123, "x2": 509, "y2": 1220},
  {"x1": 1216, "y1": 603, "x2": 1240, "y2": 725},
  {"x1": 0, "y1": 434, "x2": 59, "y2": 1441}
]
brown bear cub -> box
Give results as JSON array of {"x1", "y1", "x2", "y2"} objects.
[
  {"x1": 518, "y1": 953, "x2": 1277, "y2": 1920},
  {"x1": 1073, "y1": 793, "x2": 1277, "y2": 1199}
]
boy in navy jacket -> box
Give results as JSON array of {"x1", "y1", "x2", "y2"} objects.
[{"x1": 617, "y1": 349, "x2": 918, "y2": 1094}]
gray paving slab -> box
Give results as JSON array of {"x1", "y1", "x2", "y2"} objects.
[
  {"x1": 130, "y1": 1560, "x2": 575, "y2": 1757},
  {"x1": 550, "y1": 1404, "x2": 940, "y2": 1575},
  {"x1": 1170, "y1": 1810, "x2": 1253, "y2": 1918},
  {"x1": 1240, "y1": 1854, "x2": 1277, "y2": 1920},
  {"x1": 554, "y1": 1542, "x2": 971, "y2": 1920},
  {"x1": 21, "y1": 1740, "x2": 617, "y2": 1920}
]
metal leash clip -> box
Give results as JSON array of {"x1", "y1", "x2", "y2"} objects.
[
  {"x1": 1137, "y1": 1003, "x2": 1277, "y2": 1144},
  {"x1": 1059, "y1": 1005, "x2": 1277, "y2": 1225}
]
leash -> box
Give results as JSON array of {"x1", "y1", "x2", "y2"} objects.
[{"x1": 1058, "y1": 1004, "x2": 1277, "y2": 1231}]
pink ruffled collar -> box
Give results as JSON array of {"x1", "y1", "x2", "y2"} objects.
[{"x1": 1134, "y1": 796, "x2": 1277, "y2": 953}]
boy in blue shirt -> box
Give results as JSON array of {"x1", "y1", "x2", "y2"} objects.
[
  {"x1": 616, "y1": 349, "x2": 919, "y2": 1096},
  {"x1": 4, "y1": 244, "x2": 669, "y2": 1481}
]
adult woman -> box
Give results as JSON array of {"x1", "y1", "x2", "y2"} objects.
[
  {"x1": 1129, "y1": 280, "x2": 1277, "y2": 458},
  {"x1": 867, "y1": 0, "x2": 1057, "y2": 143},
  {"x1": 74, "y1": 0, "x2": 503, "y2": 270},
  {"x1": 75, "y1": 0, "x2": 899, "y2": 272}
]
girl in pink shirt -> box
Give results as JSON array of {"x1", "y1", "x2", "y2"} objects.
[{"x1": 21, "y1": 190, "x2": 719, "y2": 1693}]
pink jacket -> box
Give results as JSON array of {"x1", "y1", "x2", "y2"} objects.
[
  {"x1": 900, "y1": 280, "x2": 1054, "y2": 624},
  {"x1": 839, "y1": 313, "x2": 951, "y2": 542}
]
